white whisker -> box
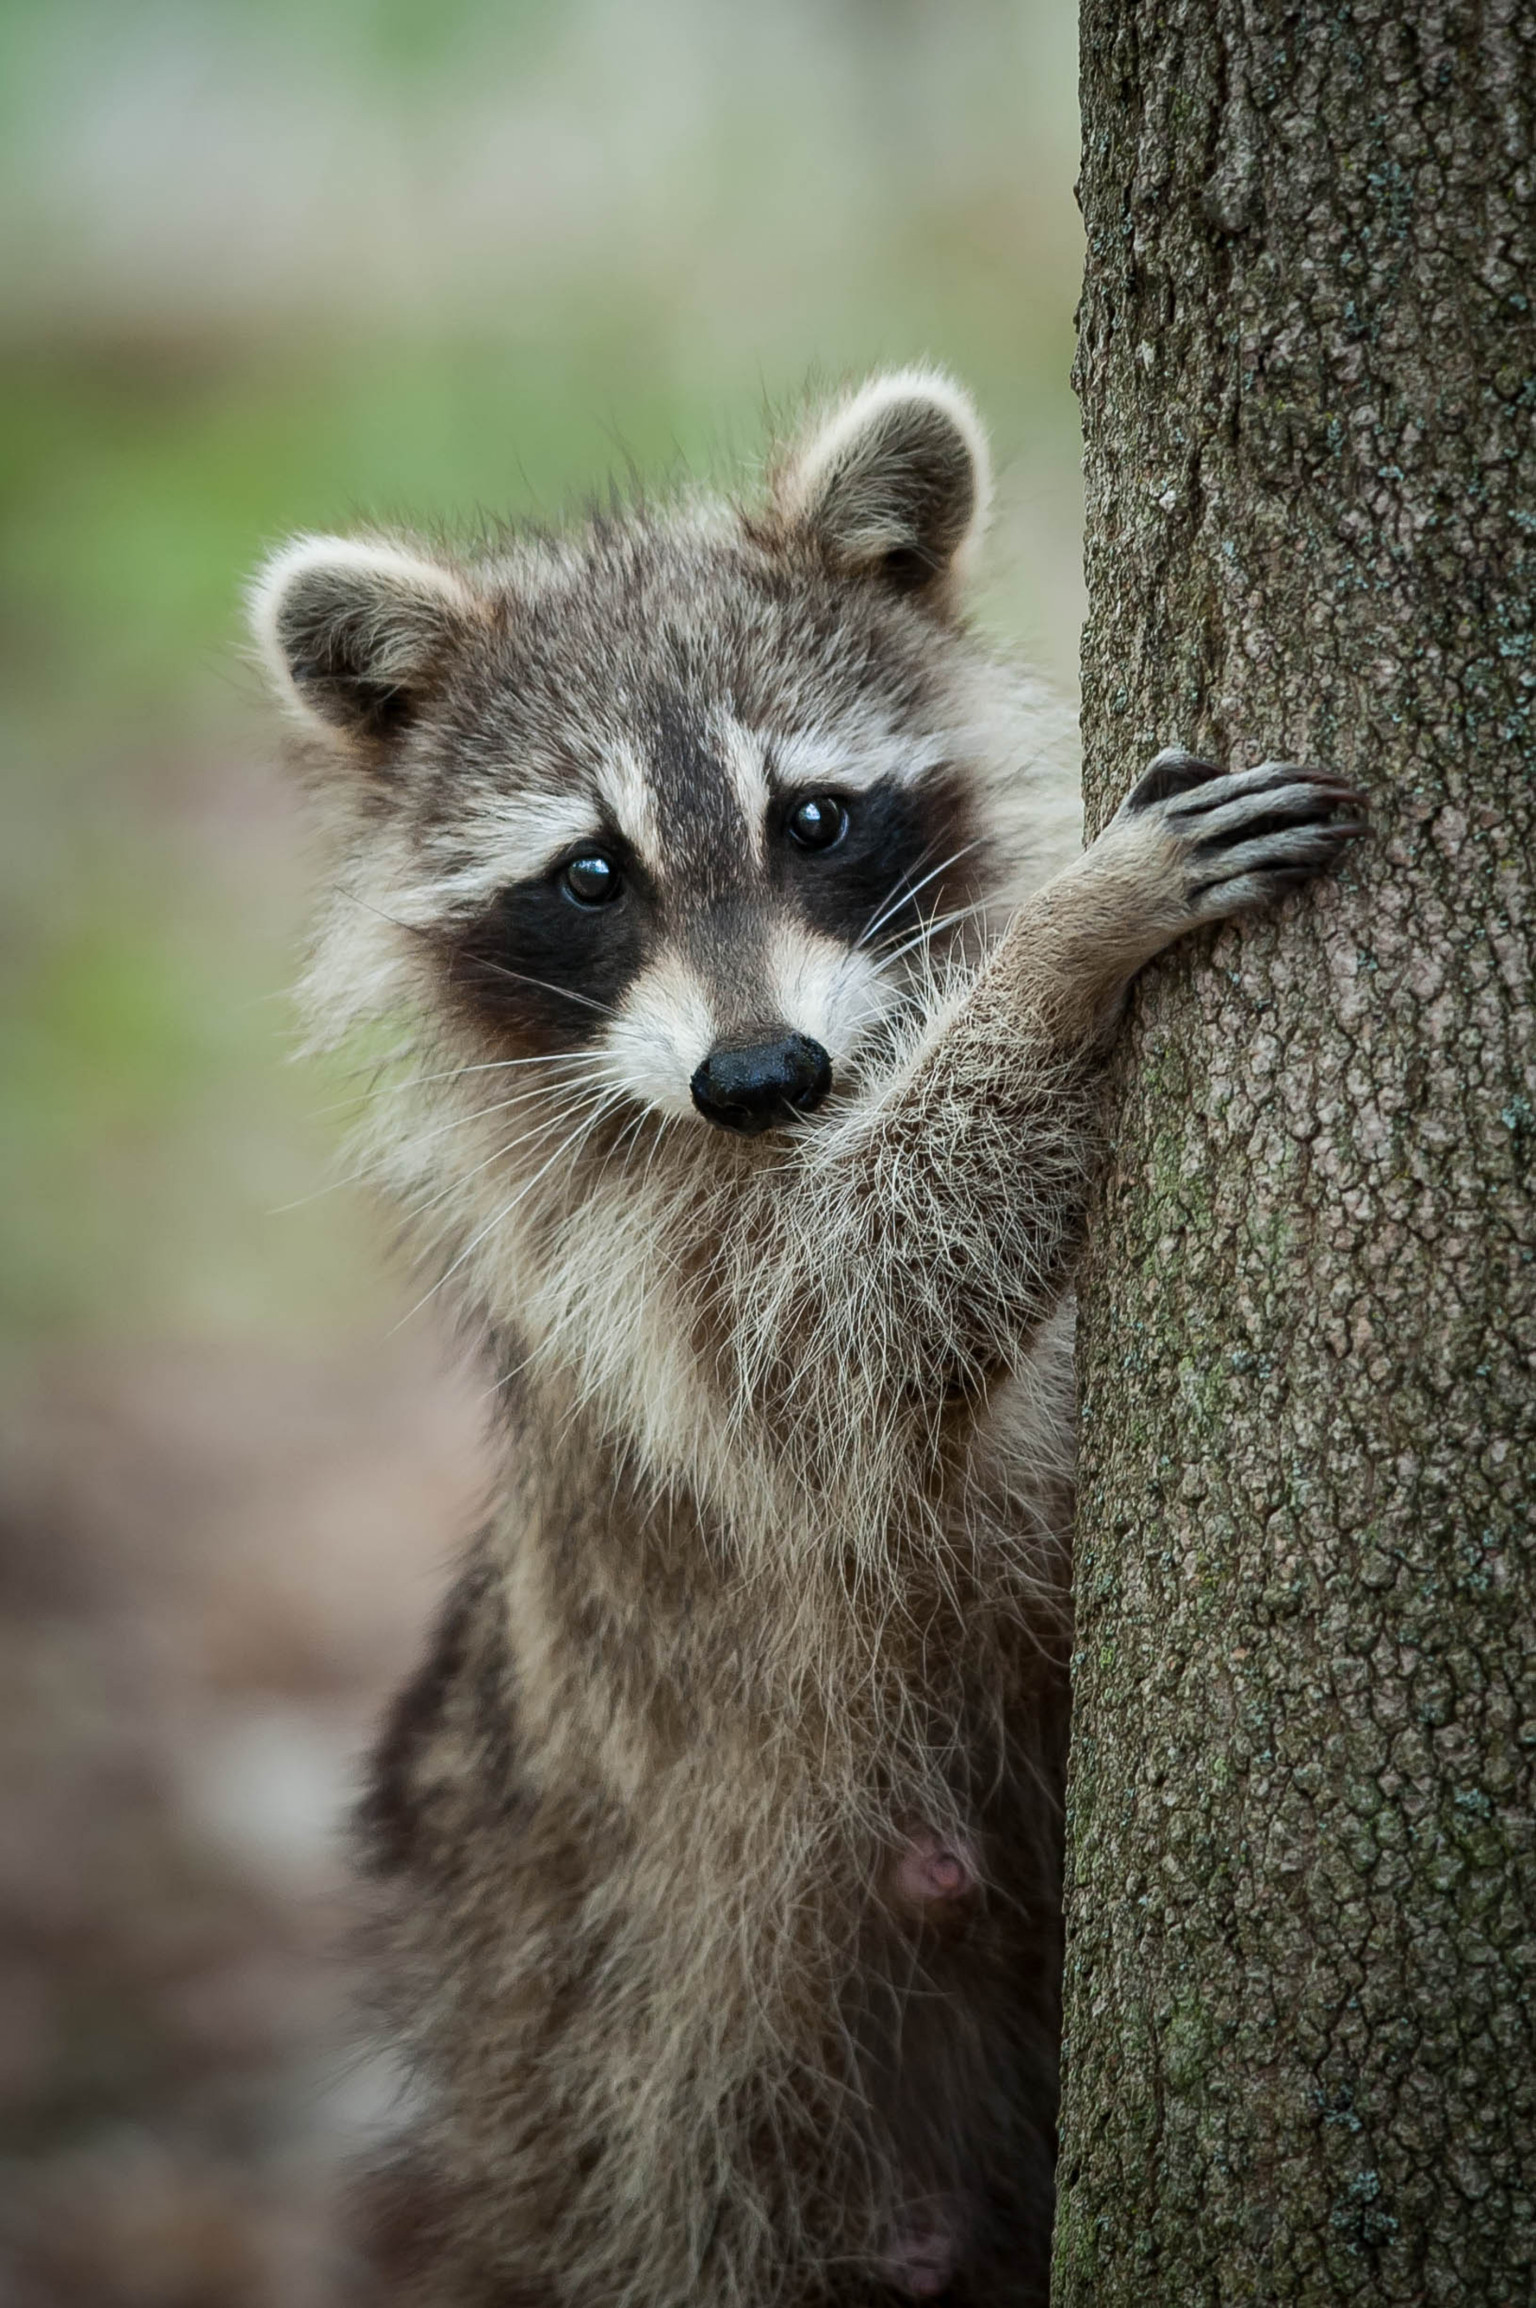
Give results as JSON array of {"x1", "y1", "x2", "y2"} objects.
[
  {"x1": 871, "y1": 899, "x2": 996, "y2": 974},
  {"x1": 390, "y1": 1090, "x2": 630, "y2": 1333},
  {"x1": 855, "y1": 841, "x2": 982, "y2": 950},
  {"x1": 403, "y1": 1084, "x2": 629, "y2": 1225},
  {"x1": 308, "y1": 1049, "x2": 589, "y2": 1120},
  {"x1": 451, "y1": 955, "x2": 620, "y2": 1019},
  {"x1": 390, "y1": 1075, "x2": 588, "y2": 1153}
]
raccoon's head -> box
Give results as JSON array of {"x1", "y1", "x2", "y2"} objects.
[{"x1": 251, "y1": 372, "x2": 1042, "y2": 1142}]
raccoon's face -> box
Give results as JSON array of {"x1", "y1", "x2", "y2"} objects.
[{"x1": 252, "y1": 373, "x2": 1005, "y2": 1137}]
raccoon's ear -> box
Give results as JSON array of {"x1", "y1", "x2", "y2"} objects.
[
  {"x1": 770, "y1": 370, "x2": 991, "y2": 602},
  {"x1": 248, "y1": 534, "x2": 482, "y2": 748}
]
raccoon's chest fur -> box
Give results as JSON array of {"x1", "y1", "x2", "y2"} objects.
[{"x1": 363, "y1": 1325, "x2": 1074, "y2": 2308}]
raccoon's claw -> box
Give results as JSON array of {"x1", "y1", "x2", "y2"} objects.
[{"x1": 1119, "y1": 753, "x2": 1367, "y2": 921}]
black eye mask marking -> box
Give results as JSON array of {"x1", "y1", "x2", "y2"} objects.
[
  {"x1": 775, "y1": 772, "x2": 975, "y2": 954},
  {"x1": 433, "y1": 762, "x2": 977, "y2": 1055},
  {"x1": 442, "y1": 845, "x2": 651, "y2": 1050}
]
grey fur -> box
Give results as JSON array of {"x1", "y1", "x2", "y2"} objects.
[{"x1": 248, "y1": 373, "x2": 1363, "y2": 2306}]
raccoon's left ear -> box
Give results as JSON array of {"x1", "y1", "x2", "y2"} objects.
[{"x1": 770, "y1": 369, "x2": 992, "y2": 604}]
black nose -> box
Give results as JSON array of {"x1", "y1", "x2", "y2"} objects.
[{"x1": 690, "y1": 1033, "x2": 832, "y2": 1135}]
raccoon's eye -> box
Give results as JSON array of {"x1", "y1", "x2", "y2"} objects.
[
  {"x1": 560, "y1": 853, "x2": 622, "y2": 907},
  {"x1": 786, "y1": 794, "x2": 848, "y2": 852}
]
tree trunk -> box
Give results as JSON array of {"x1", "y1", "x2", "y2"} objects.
[{"x1": 1056, "y1": 5, "x2": 1534, "y2": 2302}]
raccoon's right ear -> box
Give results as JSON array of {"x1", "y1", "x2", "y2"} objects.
[
  {"x1": 769, "y1": 369, "x2": 992, "y2": 604},
  {"x1": 248, "y1": 535, "x2": 482, "y2": 750}
]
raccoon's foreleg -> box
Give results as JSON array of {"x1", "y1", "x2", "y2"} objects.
[
  {"x1": 723, "y1": 754, "x2": 1363, "y2": 1516},
  {"x1": 994, "y1": 750, "x2": 1366, "y2": 1049}
]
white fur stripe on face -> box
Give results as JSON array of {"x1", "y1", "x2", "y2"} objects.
[
  {"x1": 407, "y1": 788, "x2": 606, "y2": 913},
  {"x1": 714, "y1": 717, "x2": 771, "y2": 862},
  {"x1": 593, "y1": 741, "x2": 664, "y2": 878},
  {"x1": 403, "y1": 714, "x2": 952, "y2": 924},
  {"x1": 410, "y1": 733, "x2": 671, "y2": 917},
  {"x1": 598, "y1": 952, "x2": 717, "y2": 1118},
  {"x1": 769, "y1": 922, "x2": 891, "y2": 1068},
  {"x1": 770, "y1": 722, "x2": 951, "y2": 796},
  {"x1": 598, "y1": 929, "x2": 895, "y2": 1123}
]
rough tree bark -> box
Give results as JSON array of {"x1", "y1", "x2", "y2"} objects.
[{"x1": 1055, "y1": 5, "x2": 1534, "y2": 2303}]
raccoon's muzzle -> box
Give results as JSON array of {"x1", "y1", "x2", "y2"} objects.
[{"x1": 690, "y1": 1033, "x2": 831, "y2": 1134}]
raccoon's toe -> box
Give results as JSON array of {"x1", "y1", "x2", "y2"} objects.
[
  {"x1": 1117, "y1": 747, "x2": 1225, "y2": 815},
  {"x1": 1118, "y1": 755, "x2": 1366, "y2": 922},
  {"x1": 1173, "y1": 761, "x2": 1367, "y2": 918}
]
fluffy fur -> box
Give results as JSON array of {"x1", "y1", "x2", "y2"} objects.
[{"x1": 249, "y1": 373, "x2": 1363, "y2": 2307}]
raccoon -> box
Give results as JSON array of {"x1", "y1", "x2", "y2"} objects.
[{"x1": 249, "y1": 371, "x2": 1363, "y2": 2308}]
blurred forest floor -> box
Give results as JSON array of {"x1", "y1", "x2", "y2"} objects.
[
  {"x1": 0, "y1": 2, "x2": 1083, "y2": 2296},
  {"x1": 0, "y1": 1333, "x2": 486, "y2": 2303}
]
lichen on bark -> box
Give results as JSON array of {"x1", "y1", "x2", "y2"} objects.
[{"x1": 1056, "y1": 3, "x2": 1535, "y2": 2302}]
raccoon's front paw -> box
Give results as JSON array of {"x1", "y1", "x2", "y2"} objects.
[{"x1": 1117, "y1": 748, "x2": 1367, "y2": 923}]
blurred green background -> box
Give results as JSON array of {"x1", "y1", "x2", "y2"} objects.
[
  {"x1": 1, "y1": 0, "x2": 1083, "y2": 1356},
  {"x1": 0, "y1": 3, "x2": 1082, "y2": 2299}
]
